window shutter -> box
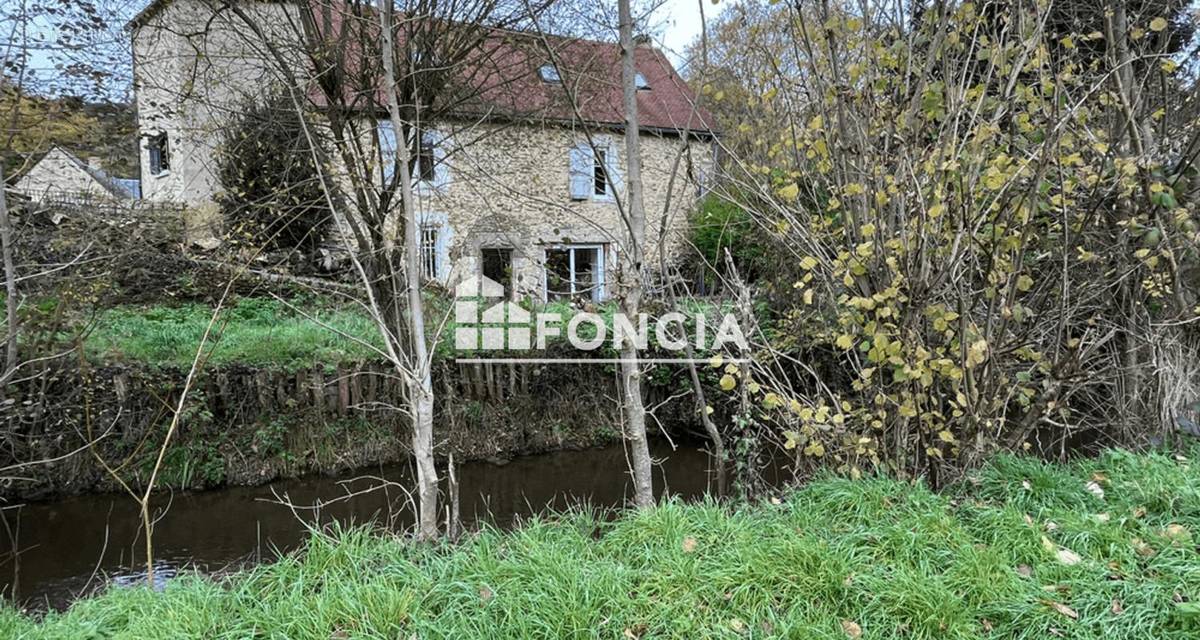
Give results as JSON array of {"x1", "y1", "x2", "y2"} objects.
[
  {"x1": 568, "y1": 144, "x2": 591, "y2": 200},
  {"x1": 378, "y1": 121, "x2": 397, "y2": 181},
  {"x1": 605, "y1": 143, "x2": 623, "y2": 200},
  {"x1": 430, "y1": 130, "x2": 451, "y2": 190}
]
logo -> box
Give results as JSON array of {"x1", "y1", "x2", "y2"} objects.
[{"x1": 453, "y1": 275, "x2": 749, "y2": 364}]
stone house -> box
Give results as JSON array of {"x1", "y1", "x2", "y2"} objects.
[
  {"x1": 130, "y1": 0, "x2": 715, "y2": 301},
  {"x1": 14, "y1": 146, "x2": 141, "y2": 203}
]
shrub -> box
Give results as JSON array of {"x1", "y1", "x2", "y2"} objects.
[{"x1": 216, "y1": 93, "x2": 331, "y2": 252}]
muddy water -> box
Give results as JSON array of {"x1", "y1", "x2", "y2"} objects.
[{"x1": 1, "y1": 441, "x2": 724, "y2": 609}]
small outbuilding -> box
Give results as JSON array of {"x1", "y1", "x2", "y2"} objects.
[{"x1": 14, "y1": 146, "x2": 140, "y2": 203}]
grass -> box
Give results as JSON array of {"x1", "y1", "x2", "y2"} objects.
[
  {"x1": 4, "y1": 447, "x2": 1199, "y2": 638},
  {"x1": 84, "y1": 297, "x2": 382, "y2": 370},
  {"x1": 82, "y1": 295, "x2": 741, "y2": 369}
]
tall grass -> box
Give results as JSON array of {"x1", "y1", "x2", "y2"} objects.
[{"x1": 4, "y1": 447, "x2": 1199, "y2": 638}]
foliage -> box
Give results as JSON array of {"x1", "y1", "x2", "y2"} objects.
[
  {"x1": 215, "y1": 94, "x2": 332, "y2": 252},
  {"x1": 688, "y1": 194, "x2": 769, "y2": 283},
  {"x1": 699, "y1": 0, "x2": 1200, "y2": 483},
  {"x1": 0, "y1": 88, "x2": 139, "y2": 177},
  {"x1": 4, "y1": 446, "x2": 1199, "y2": 638}
]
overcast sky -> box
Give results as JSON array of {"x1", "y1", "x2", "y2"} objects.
[{"x1": 652, "y1": 0, "x2": 734, "y2": 73}]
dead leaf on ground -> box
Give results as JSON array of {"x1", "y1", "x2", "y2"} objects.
[
  {"x1": 1056, "y1": 547, "x2": 1082, "y2": 566},
  {"x1": 682, "y1": 536, "x2": 698, "y2": 553},
  {"x1": 1017, "y1": 564, "x2": 1033, "y2": 577},
  {"x1": 1046, "y1": 600, "x2": 1079, "y2": 620},
  {"x1": 478, "y1": 585, "x2": 494, "y2": 603},
  {"x1": 1111, "y1": 599, "x2": 1124, "y2": 615},
  {"x1": 1132, "y1": 537, "x2": 1156, "y2": 557},
  {"x1": 841, "y1": 619, "x2": 863, "y2": 638},
  {"x1": 1085, "y1": 481, "x2": 1105, "y2": 500}
]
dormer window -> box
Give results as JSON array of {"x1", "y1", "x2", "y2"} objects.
[
  {"x1": 539, "y1": 64, "x2": 561, "y2": 83},
  {"x1": 635, "y1": 72, "x2": 650, "y2": 90}
]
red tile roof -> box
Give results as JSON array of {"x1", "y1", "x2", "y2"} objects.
[
  {"x1": 459, "y1": 31, "x2": 715, "y2": 134},
  {"x1": 304, "y1": 1, "x2": 715, "y2": 135}
]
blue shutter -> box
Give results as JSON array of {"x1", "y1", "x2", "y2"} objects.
[
  {"x1": 430, "y1": 130, "x2": 451, "y2": 190},
  {"x1": 378, "y1": 121, "x2": 397, "y2": 182},
  {"x1": 569, "y1": 144, "x2": 591, "y2": 200},
  {"x1": 605, "y1": 143, "x2": 623, "y2": 200}
]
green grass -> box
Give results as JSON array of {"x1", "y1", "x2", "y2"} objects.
[
  {"x1": 83, "y1": 296, "x2": 741, "y2": 368},
  {"x1": 84, "y1": 297, "x2": 383, "y2": 370},
  {"x1": 5, "y1": 447, "x2": 1199, "y2": 638}
]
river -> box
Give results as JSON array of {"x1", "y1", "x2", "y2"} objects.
[{"x1": 1, "y1": 441, "x2": 726, "y2": 609}]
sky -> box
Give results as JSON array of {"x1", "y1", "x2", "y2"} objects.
[{"x1": 653, "y1": 0, "x2": 734, "y2": 73}]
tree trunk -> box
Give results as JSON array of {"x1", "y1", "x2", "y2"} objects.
[
  {"x1": 379, "y1": 2, "x2": 439, "y2": 539},
  {"x1": 0, "y1": 164, "x2": 18, "y2": 385},
  {"x1": 617, "y1": 0, "x2": 654, "y2": 509}
]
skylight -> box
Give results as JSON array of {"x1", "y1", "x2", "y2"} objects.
[{"x1": 539, "y1": 64, "x2": 561, "y2": 83}]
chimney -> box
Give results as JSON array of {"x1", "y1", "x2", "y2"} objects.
[{"x1": 87, "y1": 156, "x2": 103, "y2": 170}]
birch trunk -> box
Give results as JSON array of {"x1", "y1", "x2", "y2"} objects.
[
  {"x1": 617, "y1": 0, "x2": 654, "y2": 508},
  {"x1": 379, "y1": 2, "x2": 439, "y2": 539}
]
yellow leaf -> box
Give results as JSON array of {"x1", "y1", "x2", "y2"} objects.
[
  {"x1": 777, "y1": 182, "x2": 800, "y2": 201},
  {"x1": 1150, "y1": 17, "x2": 1168, "y2": 32},
  {"x1": 938, "y1": 430, "x2": 956, "y2": 443},
  {"x1": 719, "y1": 374, "x2": 737, "y2": 391},
  {"x1": 1017, "y1": 274, "x2": 1034, "y2": 292},
  {"x1": 800, "y1": 256, "x2": 819, "y2": 270},
  {"x1": 709, "y1": 355, "x2": 724, "y2": 369},
  {"x1": 836, "y1": 334, "x2": 855, "y2": 350}
]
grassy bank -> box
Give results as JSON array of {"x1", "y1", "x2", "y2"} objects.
[
  {"x1": 6, "y1": 448, "x2": 1200, "y2": 639},
  {"x1": 85, "y1": 297, "x2": 381, "y2": 369}
]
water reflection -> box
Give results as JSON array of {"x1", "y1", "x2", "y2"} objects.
[{"x1": 1, "y1": 441, "x2": 723, "y2": 609}]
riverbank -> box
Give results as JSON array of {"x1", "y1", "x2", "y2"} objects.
[{"x1": 5, "y1": 446, "x2": 1198, "y2": 638}]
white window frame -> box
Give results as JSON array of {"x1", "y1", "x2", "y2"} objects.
[{"x1": 543, "y1": 244, "x2": 606, "y2": 302}]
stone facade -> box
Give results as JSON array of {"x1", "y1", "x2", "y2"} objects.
[
  {"x1": 131, "y1": 0, "x2": 714, "y2": 300},
  {"x1": 402, "y1": 121, "x2": 712, "y2": 300}
]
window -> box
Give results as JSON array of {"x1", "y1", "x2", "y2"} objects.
[
  {"x1": 593, "y1": 148, "x2": 608, "y2": 196},
  {"x1": 545, "y1": 245, "x2": 605, "y2": 302},
  {"x1": 377, "y1": 122, "x2": 450, "y2": 189},
  {"x1": 539, "y1": 64, "x2": 561, "y2": 83},
  {"x1": 420, "y1": 224, "x2": 439, "y2": 280},
  {"x1": 416, "y1": 136, "x2": 436, "y2": 183},
  {"x1": 148, "y1": 133, "x2": 170, "y2": 175},
  {"x1": 569, "y1": 141, "x2": 620, "y2": 201},
  {"x1": 482, "y1": 248, "x2": 513, "y2": 298},
  {"x1": 635, "y1": 72, "x2": 650, "y2": 90}
]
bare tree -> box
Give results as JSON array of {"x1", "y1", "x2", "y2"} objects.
[{"x1": 615, "y1": 0, "x2": 653, "y2": 508}]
